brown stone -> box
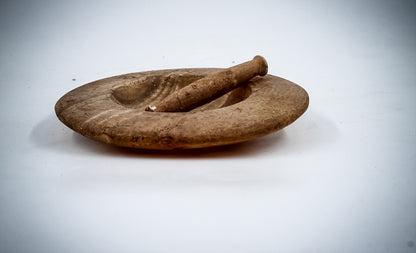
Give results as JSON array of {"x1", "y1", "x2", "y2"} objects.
[
  {"x1": 55, "y1": 67, "x2": 309, "y2": 150},
  {"x1": 147, "y1": 55, "x2": 268, "y2": 112}
]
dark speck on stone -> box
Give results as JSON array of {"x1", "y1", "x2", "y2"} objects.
[{"x1": 72, "y1": 78, "x2": 76, "y2": 81}]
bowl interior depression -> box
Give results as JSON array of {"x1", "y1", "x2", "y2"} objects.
[{"x1": 111, "y1": 73, "x2": 252, "y2": 111}]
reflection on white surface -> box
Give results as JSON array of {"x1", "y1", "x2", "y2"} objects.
[{"x1": 1, "y1": 0, "x2": 415, "y2": 252}]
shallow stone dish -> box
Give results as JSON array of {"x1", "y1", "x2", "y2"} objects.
[{"x1": 55, "y1": 68, "x2": 309, "y2": 150}]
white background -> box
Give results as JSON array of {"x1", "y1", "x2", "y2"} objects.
[{"x1": 1, "y1": 0, "x2": 415, "y2": 252}]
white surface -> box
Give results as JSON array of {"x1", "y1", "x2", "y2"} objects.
[{"x1": 1, "y1": 0, "x2": 415, "y2": 252}]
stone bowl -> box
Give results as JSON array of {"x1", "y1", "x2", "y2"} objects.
[{"x1": 55, "y1": 68, "x2": 309, "y2": 150}]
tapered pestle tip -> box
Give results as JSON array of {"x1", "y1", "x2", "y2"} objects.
[{"x1": 145, "y1": 105, "x2": 157, "y2": 112}]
